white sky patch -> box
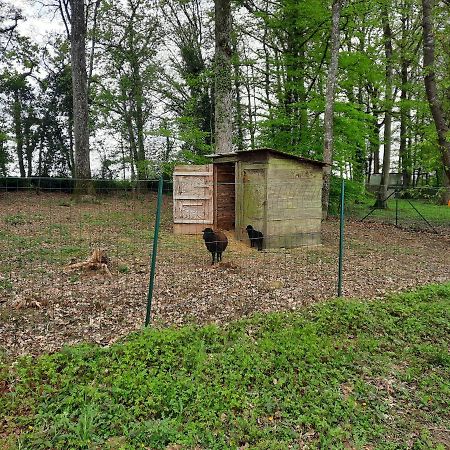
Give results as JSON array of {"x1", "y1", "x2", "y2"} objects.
[{"x1": 4, "y1": 0, "x2": 64, "y2": 42}]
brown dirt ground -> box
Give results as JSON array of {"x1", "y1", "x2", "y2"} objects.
[{"x1": 1, "y1": 191, "x2": 449, "y2": 360}]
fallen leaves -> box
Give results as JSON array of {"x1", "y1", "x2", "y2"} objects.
[{"x1": 0, "y1": 192, "x2": 449, "y2": 360}]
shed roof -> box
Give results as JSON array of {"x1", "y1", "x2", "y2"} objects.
[{"x1": 206, "y1": 148, "x2": 327, "y2": 167}]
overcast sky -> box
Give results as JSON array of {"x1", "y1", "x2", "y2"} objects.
[{"x1": 5, "y1": 0, "x2": 63, "y2": 42}]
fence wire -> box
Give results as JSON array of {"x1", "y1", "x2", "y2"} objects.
[
  {"x1": 0, "y1": 177, "x2": 449, "y2": 359},
  {"x1": 346, "y1": 188, "x2": 450, "y2": 233}
]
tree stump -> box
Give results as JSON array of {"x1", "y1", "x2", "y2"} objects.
[{"x1": 66, "y1": 248, "x2": 112, "y2": 277}]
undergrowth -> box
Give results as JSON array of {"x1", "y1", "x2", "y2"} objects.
[{"x1": 1, "y1": 283, "x2": 449, "y2": 449}]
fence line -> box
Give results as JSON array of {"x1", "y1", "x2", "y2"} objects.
[{"x1": 0, "y1": 177, "x2": 449, "y2": 358}]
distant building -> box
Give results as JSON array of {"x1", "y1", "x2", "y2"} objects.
[{"x1": 367, "y1": 172, "x2": 403, "y2": 196}]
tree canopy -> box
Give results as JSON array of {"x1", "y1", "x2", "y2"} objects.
[{"x1": 0, "y1": 0, "x2": 449, "y2": 202}]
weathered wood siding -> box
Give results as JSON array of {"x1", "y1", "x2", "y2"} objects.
[
  {"x1": 173, "y1": 151, "x2": 323, "y2": 247},
  {"x1": 265, "y1": 156, "x2": 322, "y2": 247},
  {"x1": 235, "y1": 161, "x2": 268, "y2": 241},
  {"x1": 173, "y1": 164, "x2": 214, "y2": 234},
  {"x1": 214, "y1": 163, "x2": 235, "y2": 230}
]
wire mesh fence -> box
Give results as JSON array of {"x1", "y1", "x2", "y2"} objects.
[
  {"x1": 0, "y1": 177, "x2": 449, "y2": 359},
  {"x1": 342, "y1": 186, "x2": 450, "y2": 233}
]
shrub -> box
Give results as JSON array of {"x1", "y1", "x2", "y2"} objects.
[
  {"x1": 398, "y1": 186, "x2": 446, "y2": 203},
  {"x1": 328, "y1": 177, "x2": 371, "y2": 215}
]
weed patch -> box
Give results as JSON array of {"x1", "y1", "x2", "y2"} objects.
[{"x1": 1, "y1": 284, "x2": 449, "y2": 449}]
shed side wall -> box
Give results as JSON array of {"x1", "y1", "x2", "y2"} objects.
[{"x1": 265, "y1": 157, "x2": 322, "y2": 247}]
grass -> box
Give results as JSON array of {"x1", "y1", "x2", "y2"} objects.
[
  {"x1": 348, "y1": 197, "x2": 450, "y2": 228},
  {"x1": 4, "y1": 213, "x2": 28, "y2": 226},
  {"x1": 0, "y1": 279, "x2": 13, "y2": 291},
  {"x1": 1, "y1": 283, "x2": 449, "y2": 449},
  {"x1": 0, "y1": 193, "x2": 158, "y2": 269}
]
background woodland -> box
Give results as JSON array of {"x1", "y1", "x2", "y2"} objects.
[{"x1": 1, "y1": 0, "x2": 449, "y2": 204}]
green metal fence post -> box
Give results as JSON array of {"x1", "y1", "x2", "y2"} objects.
[
  {"x1": 337, "y1": 177, "x2": 345, "y2": 297},
  {"x1": 145, "y1": 175, "x2": 164, "y2": 326}
]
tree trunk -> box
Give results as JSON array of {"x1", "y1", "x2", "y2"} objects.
[
  {"x1": 67, "y1": 110, "x2": 75, "y2": 176},
  {"x1": 24, "y1": 123, "x2": 29, "y2": 177},
  {"x1": 322, "y1": 0, "x2": 343, "y2": 219},
  {"x1": 232, "y1": 37, "x2": 244, "y2": 151},
  {"x1": 132, "y1": 67, "x2": 147, "y2": 185},
  {"x1": 25, "y1": 120, "x2": 33, "y2": 177},
  {"x1": 37, "y1": 129, "x2": 44, "y2": 176},
  {"x1": 244, "y1": 72, "x2": 255, "y2": 149},
  {"x1": 70, "y1": 0, "x2": 93, "y2": 194},
  {"x1": 354, "y1": 52, "x2": 365, "y2": 183},
  {"x1": 120, "y1": 137, "x2": 126, "y2": 180},
  {"x1": 399, "y1": 59, "x2": 411, "y2": 188},
  {"x1": 123, "y1": 100, "x2": 139, "y2": 181},
  {"x1": 375, "y1": 10, "x2": 393, "y2": 209},
  {"x1": 124, "y1": 63, "x2": 147, "y2": 192},
  {"x1": 262, "y1": 23, "x2": 274, "y2": 141},
  {"x1": 297, "y1": 46, "x2": 307, "y2": 150},
  {"x1": 164, "y1": 128, "x2": 173, "y2": 162},
  {"x1": 373, "y1": 123, "x2": 380, "y2": 174},
  {"x1": 399, "y1": 5, "x2": 411, "y2": 189},
  {"x1": 0, "y1": 136, "x2": 7, "y2": 176},
  {"x1": 274, "y1": 48, "x2": 283, "y2": 106},
  {"x1": 129, "y1": 144, "x2": 136, "y2": 180},
  {"x1": 12, "y1": 90, "x2": 26, "y2": 177},
  {"x1": 87, "y1": 0, "x2": 101, "y2": 92},
  {"x1": 422, "y1": 0, "x2": 450, "y2": 203},
  {"x1": 214, "y1": 0, "x2": 233, "y2": 154}
]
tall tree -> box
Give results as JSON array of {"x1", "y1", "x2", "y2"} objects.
[
  {"x1": 422, "y1": 0, "x2": 450, "y2": 203},
  {"x1": 0, "y1": 1, "x2": 22, "y2": 45},
  {"x1": 214, "y1": 0, "x2": 233, "y2": 154},
  {"x1": 70, "y1": 0, "x2": 93, "y2": 193},
  {"x1": 322, "y1": 0, "x2": 344, "y2": 219},
  {"x1": 375, "y1": 5, "x2": 393, "y2": 208},
  {"x1": 95, "y1": 0, "x2": 160, "y2": 183},
  {"x1": 0, "y1": 125, "x2": 9, "y2": 176},
  {"x1": 158, "y1": 0, "x2": 214, "y2": 160},
  {"x1": 399, "y1": 0, "x2": 412, "y2": 188},
  {"x1": 11, "y1": 79, "x2": 25, "y2": 177},
  {"x1": 0, "y1": 33, "x2": 39, "y2": 177},
  {"x1": 37, "y1": 43, "x2": 76, "y2": 177}
]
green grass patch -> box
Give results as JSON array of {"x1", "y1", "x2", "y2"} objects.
[
  {"x1": 46, "y1": 223, "x2": 71, "y2": 237},
  {"x1": 348, "y1": 197, "x2": 450, "y2": 227},
  {"x1": 0, "y1": 278, "x2": 13, "y2": 291},
  {"x1": 1, "y1": 284, "x2": 449, "y2": 449},
  {"x1": 4, "y1": 213, "x2": 28, "y2": 226},
  {"x1": 118, "y1": 264, "x2": 130, "y2": 274}
]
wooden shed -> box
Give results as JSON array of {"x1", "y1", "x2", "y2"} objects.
[{"x1": 173, "y1": 148, "x2": 325, "y2": 248}]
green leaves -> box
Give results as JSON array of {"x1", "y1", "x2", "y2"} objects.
[{"x1": 2, "y1": 283, "x2": 450, "y2": 448}]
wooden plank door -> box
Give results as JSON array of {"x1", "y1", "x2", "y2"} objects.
[
  {"x1": 173, "y1": 164, "x2": 214, "y2": 234},
  {"x1": 241, "y1": 167, "x2": 267, "y2": 235}
]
